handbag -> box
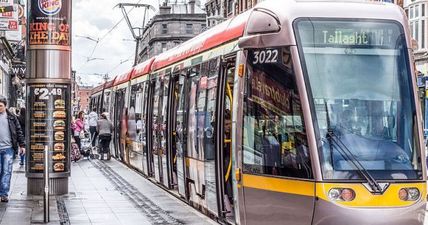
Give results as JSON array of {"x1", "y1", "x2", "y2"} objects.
[
  {"x1": 73, "y1": 129, "x2": 80, "y2": 137},
  {"x1": 79, "y1": 131, "x2": 85, "y2": 139}
]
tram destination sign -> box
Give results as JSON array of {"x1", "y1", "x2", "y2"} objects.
[
  {"x1": 300, "y1": 22, "x2": 401, "y2": 48},
  {"x1": 28, "y1": 0, "x2": 71, "y2": 50}
]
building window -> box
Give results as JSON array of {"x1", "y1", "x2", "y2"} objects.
[
  {"x1": 415, "y1": 5, "x2": 419, "y2": 18},
  {"x1": 227, "y1": 0, "x2": 233, "y2": 14},
  {"x1": 162, "y1": 24, "x2": 168, "y2": 34},
  {"x1": 422, "y1": 20, "x2": 425, "y2": 48},
  {"x1": 423, "y1": 4, "x2": 426, "y2": 17},
  {"x1": 201, "y1": 24, "x2": 206, "y2": 31},
  {"x1": 161, "y1": 42, "x2": 167, "y2": 52},
  {"x1": 186, "y1": 24, "x2": 193, "y2": 34},
  {"x1": 410, "y1": 6, "x2": 414, "y2": 19},
  {"x1": 415, "y1": 20, "x2": 419, "y2": 43}
]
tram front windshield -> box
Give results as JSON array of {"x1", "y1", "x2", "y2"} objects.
[{"x1": 296, "y1": 19, "x2": 422, "y2": 180}]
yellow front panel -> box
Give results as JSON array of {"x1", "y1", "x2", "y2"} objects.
[
  {"x1": 316, "y1": 182, "x2": 427, "y2": 207},
  {"x1": 242, "y1": 174, "x2": 315, "y2": 197}
]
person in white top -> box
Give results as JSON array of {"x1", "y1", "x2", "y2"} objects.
[{"x1": 88, "y1": 108, "x2": 98, "y2": 147}]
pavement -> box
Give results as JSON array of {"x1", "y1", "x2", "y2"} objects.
[{"x1": 0, "y1": 157, "x2": 217, "y2": 225}]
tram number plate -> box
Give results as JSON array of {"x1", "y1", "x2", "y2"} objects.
[{"x1": 249, "y1": 49, "x2": 280, "y2": 65}]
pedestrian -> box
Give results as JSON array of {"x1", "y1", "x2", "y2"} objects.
[
  {"x1": 17, "y1": 108, "x2": 25, "y2": 166},
  {"x1": 8, "y1": 107, "x2": 17, "y2": 116},
  {"x1": 0, "y1": 96, "x2": 25, "y2": 202},
  {"x1": 72, "y1": 111, "x2": 84, "y2": 152},
  {"x1": 88, "y1": 107, "x2": 98, "y2": 147},
  {"x1": 97, "y1": 113, "x2": 113, "y2": 160}
]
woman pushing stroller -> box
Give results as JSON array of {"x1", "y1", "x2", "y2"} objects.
[{"x1": 97, "y1": 113, "x2": 113, "y2": 160}]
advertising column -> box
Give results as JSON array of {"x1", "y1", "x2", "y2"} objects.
[{"x1": 26, "y1": 0, "x2": 71, "y2": 195}]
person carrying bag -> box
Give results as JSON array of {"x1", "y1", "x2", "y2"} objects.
[
  {"x1": 72, "y1": 111, "x2": 84, "y2": 153},
  {"x1": 97, "y1": 113, "x2": 113, "y2": 160}
]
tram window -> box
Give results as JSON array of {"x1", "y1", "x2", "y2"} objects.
[
  {"x1": 195, "y1": 62, "x2": 209, "y2": 160},
  {"x1": 152, "y1": 77, "x2": 162, "y2": 155},
  {"x1": 242, "y1": 47, "x2": 312, "y2": 179},
  {"x1": 141, "y1": 82, "x2": 149, "y2": 141},
  {"x1": 175, "y1": 71, "x2": 188, "y2": 159},
  {"x1": 109, "y1": 92, "x2": 115, "y2": 121},
  {"x1": 204, "y1": 58, "x2": 220, "y2": 160},
  {"x1": 295, "y1": 19, "x2": 422, "y2": 180},
  {"x1": 160, "y1": 75, "x2": 170, "y2": 154},
  {"x1": 103, "y1": 92, "x2": 110, "y2": 111},
  {"x1": 130, "y1": 83, "x2": 146, "y2": 143},
  {"x1": 187, "y1": 65, "x2": 201, "y2": 159}
]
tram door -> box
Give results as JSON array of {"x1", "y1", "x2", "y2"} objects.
[
  {"x1": 170, "y1": 72, "x2": 189, "y2": 197},
  {"x1": 151, "y1": 74, "x2": 169, "y2": 186},
  {"x1": 217, "y1": 58, "x2": 236, "y2": 222},
  {"x1": 159, "y1": 74, "x2": 170, "y2": 187},
  {"x1": 113, "y1": 90, "x2": 122, "y2": 159},
  {"x1": 108, "y1": 91, "x2": 115, "y2": 158},
  {"x1": 240, "y1": 47, "x2": 314, "y2": 225},
  {"x1": 147, "y1": 81, "x2": 155, "y2": 177},
  {"x1": 113, "y1": 88, "x2": 127, "y2": 161}
]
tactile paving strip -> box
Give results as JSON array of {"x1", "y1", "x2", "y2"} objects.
[{"x1": 91, "y1": 160, "x2": 184, "y2": 225}]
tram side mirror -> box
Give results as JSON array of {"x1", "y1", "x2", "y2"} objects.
[
  {"x1": 246, "y1": 9, "x2": 281, "y2": 35},
  {"x1": 238, "y1": 9, "x2": 281, "y2": 49}
]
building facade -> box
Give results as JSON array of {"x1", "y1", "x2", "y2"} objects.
[
  {"x1": 405, "y1": 0, "x2": 428, "y2": 75},
  {"x1": 77, "y1": 85, "x2": 93, "y2": 113},
  {"x1": 137, "y1": 2, "x2": 206, "y2": 63},
  {"x1": 205, "y1": 0, "x2": 232, "y2": 27}
]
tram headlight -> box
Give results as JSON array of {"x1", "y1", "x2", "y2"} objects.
[
  {"x1": 399, "y1": 188, "x2": 420, "y2": 201},
  {"x1": 328, "y1": 189, "x2": 341, "y2": 201},
  {"x1": 328, "y1": 188, "x2": 355, "y2": 202}
]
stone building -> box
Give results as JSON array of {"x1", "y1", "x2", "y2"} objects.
[
  {"x1": 405, "y1": 0, "x2": 428, "y2": 75},
  {"x1": 137, "y1": 2, "x2": 206, "y2": 63},
  {"x1": 77, "y1": 85, "x2": 93, "y2": 113},
  {"x1": 205, "y1": 0, "x2": 231, "y2": 27}
]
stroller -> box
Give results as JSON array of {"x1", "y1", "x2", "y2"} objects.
[
  {"x1": 80, "y1": 130, "x2": 99, "y2": 159},
  {"x1": 71, "y1": 138, "x2": 81, "y2": 162}
]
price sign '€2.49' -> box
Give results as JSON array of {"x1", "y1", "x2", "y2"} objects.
[{"x1": 28, "y1": 83, "x2": 69, "y2": 174}]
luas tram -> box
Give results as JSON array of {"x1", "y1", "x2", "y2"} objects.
[{"x1": 90, "y1": 0, "x2": 426, "y2": 224}]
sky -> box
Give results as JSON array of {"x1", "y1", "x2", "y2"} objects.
[{"x1": 72, "y1": 0, "x2": 159, "y2": 87}]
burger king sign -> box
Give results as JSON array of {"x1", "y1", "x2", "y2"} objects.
[{"x1": 38, "y1": 0, "x2": 61, "y2": 16}]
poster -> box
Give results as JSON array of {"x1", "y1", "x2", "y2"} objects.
[
  {"x1": 28, "y1": 83, "x2": 70, "y2": 174},
  {"x1": 0, "y1": 0, "x2": 18, "y2": 31},
  {"x1": 28, "y1": 0, "x2": 70, "y2": 50}
]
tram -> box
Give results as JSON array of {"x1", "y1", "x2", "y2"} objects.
[{"x1": 89, "y1": 0, "x2": 427, "y2": 224}]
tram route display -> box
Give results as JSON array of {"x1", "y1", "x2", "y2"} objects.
[{"x1": 28, "y1": 83, "x2": 70, "y2": 174}]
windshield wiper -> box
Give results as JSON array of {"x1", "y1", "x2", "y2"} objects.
[{"x1": 324, "y1": 102, "x2": 383, "y2": 194}]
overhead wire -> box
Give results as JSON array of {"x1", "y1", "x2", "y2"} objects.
[
  {"x1": 75, "y1": 0, "x2": 143, "y2": 72},
  {"x1": 106, "y1": 54, "x2": 135, "y2": 75}
]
